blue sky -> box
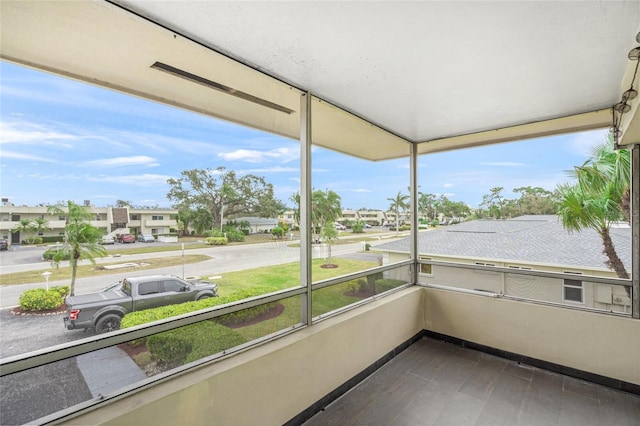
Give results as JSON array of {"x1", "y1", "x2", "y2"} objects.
[{"x1": 0, "y1": 61, "x2": 608, "y2": 211}]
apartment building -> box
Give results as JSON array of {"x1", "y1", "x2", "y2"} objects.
[{"x1": 0, "y1": 201, "x2": 177, "y2": 244}]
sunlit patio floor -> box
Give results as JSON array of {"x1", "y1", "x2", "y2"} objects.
[{"x1": 303, "y1": 337, "x2": 640, "y2": 426}]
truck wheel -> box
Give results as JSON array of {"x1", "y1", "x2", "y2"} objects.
[
  {"x1": 96, "y1": 314, "x2": 121, "y2": 334},
  {"x1": 196, "y1": 295, "x2": 211, "y2": 301}
]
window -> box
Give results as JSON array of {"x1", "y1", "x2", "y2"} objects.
[
  {"x1": 58, "y1": 216, "x2": 65, "y2": 221},
  {"x1": 419, "y1": 257, "x2": 433, "y2": 275},
  {"x1": 130, "y1": 214, "x2": 140, "y2": 220},
  {"x1": 563, "y1": 278, "x2": 583, "y2": 303},
  {"x1": 152, "y1": 215, "x2": 163, "y2": 220},
  {"x1": 163, "y1": 280, "x2": 184, "y2": 292},
  {"x1": 151, "y1": 228, "x2": 159, "y2": 234},
  {"x1": 138, "y1": 281, "x2": 160, "y2": 295}
]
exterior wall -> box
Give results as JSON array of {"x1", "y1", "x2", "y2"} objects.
[
  {"x1": 64, "y1": 288, "x2": 424, "y2": 426},
  {"x1": 390, "y1": 252, "x2": 631, "y2": 313},
  {"x1": 423, "y1": 287, "x2": 640, "y2": 385},
  {"x1": 0, "y1": 205, "x2": 178, "y2": 244}
]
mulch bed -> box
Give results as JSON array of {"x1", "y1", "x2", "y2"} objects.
[
  {"x1": 11, "y1": 303, "x2": 67, "y2": 316},
  {"x1": 320, "y1": 264, "x2": 339, "y2": 269}
]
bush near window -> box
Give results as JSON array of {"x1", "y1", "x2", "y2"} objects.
[
  {"x1": 375, "y1": 278, "x2": 406, "y2": 293},
  {"x1": 146, "y1": 322, "x2": 246, "y2": 365},
  {"x1": 19, "y1": 287, "x2": 69, "y2": 311},
  {"x1": 120, "y1": 286, "x2": 277, "y2": 329}
]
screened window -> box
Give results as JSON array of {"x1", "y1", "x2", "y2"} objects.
[{"x1": 563, "y1": 279, "x2": 583, "y2": 303}]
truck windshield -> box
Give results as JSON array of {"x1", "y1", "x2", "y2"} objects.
[{"x1": 121, "y1": 279, "x2": 132, "y2": 296}]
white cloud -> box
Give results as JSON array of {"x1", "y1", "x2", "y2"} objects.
[
  {"x1": 218, "y1": 147, "x2": 298, "y2": 163},
  {"x1": 0, "y1": 151, "x2": 60, "y2": 163},
  {"x1": 352, "y1": 189, "x2": 372, "y2": 193},
  {"x1": 443, "y1": 183, "x2": 454, "y2": 188},
  {"x1": 564, "y1": 129, "x2": 608, "y2": 158},
  {"x1": 82, "y1": 156, "x2": 159, "y2": 168},
  {"x1": 0, "y1": 121, "x2": 79, "y2": 145}
]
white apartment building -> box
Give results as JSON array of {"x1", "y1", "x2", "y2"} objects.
[{"x1": 0, "y1": 201, "x2": 177, "y2": 245}]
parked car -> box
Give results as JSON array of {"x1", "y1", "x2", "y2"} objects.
[
  {"x1": 43, "y1": 246, "x2": 69, "y2": 261},
  {"x1": 334, "y1": 223, "x2": 347, "y2": 230},
  {"x1": 137, "y1": 233, "x2": 155, "y2": 243},
  {"x1": 0, "y1": 238, "x2": 7, "y2": 251},
  {"x1": 118, "y1": 234, "x2": 136, "y2": 243},
  {"x1": 63, "y1": 275, "x2": 219, "y2": 333},
  {"x1": 101, "y1": 235, "x2": 115, "y2": 245}
]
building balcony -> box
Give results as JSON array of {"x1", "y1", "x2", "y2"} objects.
[{"x1": 144, "y1": 219, "x2": 176, "y2": 227}]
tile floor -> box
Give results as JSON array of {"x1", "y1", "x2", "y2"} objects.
[{"x1": 304, "y1": 337, "x2": 640, "y2": 426}]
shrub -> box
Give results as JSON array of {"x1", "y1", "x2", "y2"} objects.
[
  {"x1": 374, "y1": 278, "x2": 407, "y2": 293},
  {"x1": 225, "y1": 229, "x2": 245, "y2": 242},
  {"x1": 121, "y1": 286, "x2": 277, "y2": 329},
  {"x1": 41, "y1": 236, "x2": 64, "y2": 243},
  {"x1": 146, "y1": 322, "x2": 246, "y2": 365},
  {"x1": 206, "y1": 237, "x2": 228, "y2": 245},
  {"x1": 19, "y1": 288, "x2": 64, "y2": 311},
  {"x1": 50, "y1": 285, "x2": 70, "y2": 298}
]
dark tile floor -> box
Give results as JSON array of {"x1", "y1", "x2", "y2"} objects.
[{"x1": 304, "y1": 337, "x2": 640, "y2": 426}]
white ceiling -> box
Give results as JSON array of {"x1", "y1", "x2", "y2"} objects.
[{"x1": 2, "y1": 1, "x2": 640, "y2": 159}]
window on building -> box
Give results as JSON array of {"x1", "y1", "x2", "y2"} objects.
[
  {"x1": 563, "y1": 278, "x2": 583, "y2": 303},
  {"x1": 419, "y1": 257, "x2": 433, "y2": 275},
  {"x1": 130, "y1": 214, "x2": 140, "y2": 220},
  {"x1": 151, "y1": 228, "x2": 159, "y2": 234},
  {"x1": 152, "y1": 215, "x2": 163, "y2": 220}
]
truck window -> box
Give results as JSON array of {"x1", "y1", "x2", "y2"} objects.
[
  {"x1": 138, "y1": 281, "x2": 160, "y2": 295},
  {"x1": 163, "y1": 280, "x2": 184, "y2": 292}
]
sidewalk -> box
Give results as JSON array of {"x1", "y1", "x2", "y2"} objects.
[{"x1": 77, "y1": 346, "x2": 148, "y2": 398}]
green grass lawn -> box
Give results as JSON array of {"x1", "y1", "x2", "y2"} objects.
[
  {"x1": 0, "y1": 255, "x2": 211, "y2": 286},
  {"x1": 210, "y1": 258, "x2": 379, "y2": 341}
]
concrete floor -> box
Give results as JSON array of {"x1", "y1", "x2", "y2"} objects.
[{"x1": 304, "y1": 337, "x2": 640, "y2": 426}]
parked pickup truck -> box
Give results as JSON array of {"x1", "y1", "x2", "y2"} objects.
[{"x1": 63, "y1": 275, "x2": 218, "y2": 334}]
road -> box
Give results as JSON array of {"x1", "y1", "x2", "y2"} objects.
[{"x1": 0, "y1": 235, "x2": 399, "y2": 309}]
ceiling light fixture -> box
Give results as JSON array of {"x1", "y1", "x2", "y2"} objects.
[{"x1": 151, "y1": 62, "x2": 294, "y2": 114}]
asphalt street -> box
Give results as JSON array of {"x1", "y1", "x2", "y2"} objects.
[{"x1": 0, "y1": 236, "x2": 395, "y2": 309}]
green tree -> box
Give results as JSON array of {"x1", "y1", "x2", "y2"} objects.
[
  {"x1": 11, "y1": 218, "x2": 37, "y2": 244},
  {"x1": 350, "y1": 219, "x2": 366, "y2": 233},
  {"x1": 556, "y1": 135, "x2": 630, "y2": 289},
  {"x1": 321, "y1": 222, "x2": 339, "y2": 266},
  {"x1": 479, "y1": 187, "x2": 507, "y2": 219},
  {"x1": 513, "y1": 186, "x2": 557, "y2": 215},
  {"x1": 47, "y1": 201, "x2": 106, "y2": 296},
  {"x1": 290, "y1": 189, "x2": 342, "y2": 240},
  {"x1": 167, "y1": 167, "x2": 286, "y2": 231},
  {"x1": 418, "y1": 193, "x2": 437, "y2": 222},
  {"x1": 387, "y1": 191, "x2": 409, "y2": 234}
]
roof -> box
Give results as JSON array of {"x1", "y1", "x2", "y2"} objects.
[
  {"x1": 2, "y1": 2, "x2": 639, "y2": 161},
  {"x1": 377, "y1": 215, "x2": 632, "y2": 271}
]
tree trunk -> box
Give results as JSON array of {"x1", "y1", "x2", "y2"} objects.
[
  {"x1": 70, "y1": 250, "x2": 80, "y2": 296},
  {"x1": 599, "y1": 227, "x2": 630, "y2": 296}
]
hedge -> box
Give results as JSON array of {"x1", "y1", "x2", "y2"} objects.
[
  {"x1": 19, "y1": 287, "x2": 68, "y2": 311},
  {"x1": 206, "y1": 237, "x2": 228, "y2": 245},
  {"x1": 146, "y1": 322, "x2": 246, "y2": 365},
  {"x1": 374, "y1": 278, "x2": 407, "y2": 293},
  {"x1": 120, "y1": 285, "x2": 277, "y2": 329}
]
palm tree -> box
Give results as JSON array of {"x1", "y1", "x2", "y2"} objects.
[
  {"x1": 47, "y1": 201, "x2": 106, "y2": 296},
  {"x1": 557, "y1": 135, "x2": 630, "y2": 293},
  {"x1": 387, "y1": 191, "x2": 409, "y2": 235},
  {"x1": 11, "y1": 218, "x2": 37, "y2": 244}
]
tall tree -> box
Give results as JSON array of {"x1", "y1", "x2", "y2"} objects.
[
  {"x1": 167, "y1": 167, "x2": 286, "y2": 230},
  {"x1": 47, "y1": 201, "x2": 106, "y2": 296},
  {"x1": 557, "y1": 134, "x2": 630, "y2": 291},
  {"x1": 290, "y1": 189, "x2": 342, "y2": 240},
  {"x1": 513, "y1": 186, "x2": 557, "y2": 215},
  {"x1": 479, "y1": 187, "x2": 506, "y2": 219},
  {"x1": 387, "y1": 191, "x2": 409, "y2": 234}
]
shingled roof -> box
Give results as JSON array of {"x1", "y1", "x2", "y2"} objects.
[{"x1": 377, "y1": 215, "x2": 631, "y2": 271}]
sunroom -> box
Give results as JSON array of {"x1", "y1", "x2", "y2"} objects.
[{"x1": 0, "y1": 1, "x2": 639, "y2": 425}]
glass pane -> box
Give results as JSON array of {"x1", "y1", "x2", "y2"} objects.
[
  {"x1": 308, "y1": 141, "x2": 410, "y2": 283},
  {"x1": 312, "y1": 265, "x2": 410, "y2": 318},
  {"x1": 0, "y1": 59, "x2": 303, "y2": 359}
]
